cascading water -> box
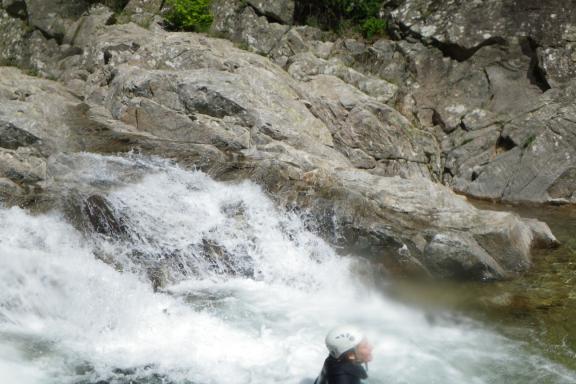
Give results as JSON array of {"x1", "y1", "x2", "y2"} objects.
[{"x1": 0, "y1": 153, "x2": 575, "y2": 384}]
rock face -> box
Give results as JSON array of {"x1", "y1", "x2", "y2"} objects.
[
  {"x1": 388, "y1": 0, "x2": 576, "y2": 87},
  {"x1": 122, "y1": 0, "x2": 163, "y2": 27},
  {"x1": 275, "y1": 168, "x2": 551, "y2": 280},
  {"x1": 25, "y1": 0, "x2": 92, "y2": 40},
  {"x1": 384, "y1": 0, "x2": 576, "y2": 204},
  {"x1": 246, "y1": 0, "x2": 294, "y2": 24},
  {"x1": 446, "y1": 88, "x2": 576, "y2": 204},
  {"x1": 0, "y1": 8, "x2": 28, "y2": 66},
  {"x1": 0, "y1": 0, "x2": 567, "y2": 280},
  {"x1": 0, "y1": 66, "x2": 83, "y2": 195},
  {"x1": 210, "y1": 0, "x2": 576, "y2": 204}
]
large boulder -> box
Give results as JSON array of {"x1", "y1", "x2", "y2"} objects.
[
  {"x1": 1, "y1": 3, "x2": 88, "y2": 75},
  {"x1": 398, "y1": 40, "x2": 543, "y2": 133},
  {"x1": 236, "y1": 157, "x2": 558, "y2": 280},
  {"x1": 63, "y1": 5, "x2": 115, "y2": 48},
  {"x1": 71, "y1": 26, "x2": 564, "y2": 278},
  {"x1": 0, "y1": 67, "x2": 79, "y2": 193},
  {"x1": 0, "y1": 67, "x2": 82, "y2": 154},
  {"x1": 213, "y1": 3, "x2": 290, "y2": 57},
  {"x1": 24, "y1": 0, "x2": 93, "y2": 41}
]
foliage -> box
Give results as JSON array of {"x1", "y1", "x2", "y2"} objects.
[
  {"x1": 295, "y1": 0, "x2": 388, "y2": 39},
  {"x1": 234, "y1": 41, "x2": 251, "y2": 51},
  {"x1": 24, "y1": 67, "x2": 40, "y2": 77},
  {"x1": 346, "y1": 0, "x2": 383, "y2": 22},
  {"x1": 361, "y1": 17, "x2": 387, "y2": 39},
  {"x1": 0, "y1": 57, "x2": 18, "y2": 68},
  {"x1": 523, "y1": 134, "x2": 536, "y2": 149},
  {"x1": 164, "y1": 0, "x2": 213, "y2": 32}
]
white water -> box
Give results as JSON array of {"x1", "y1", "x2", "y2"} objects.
[{"x1": 0, "y1": 154, "x2": 574, "y2": 384}]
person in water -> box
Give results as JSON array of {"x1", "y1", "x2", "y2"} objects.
[{"x1": 315, "y1": 325, "x2": 373, "y2": 384}]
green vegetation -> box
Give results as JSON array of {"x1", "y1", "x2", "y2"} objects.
[
  {"x1": 234, "y1": 40, "x2": 251, "y2": 52},
  {"x1": 0, "y1": 57, "x2": 18, "y2": 68},
  {"x1": 164, "y1": 0, "x2": 213, "y2": 32},
  {"x1": 295, "y1": 0, "x2": 388, "y2": 39},
  {"x1": 523, "y1": 134, "x2": 537, "y2": 149},
  {"x1": 24, "y1": 67, "x2": 40, "y2": 77},
  {"x1": 361, "y1": 17, "x2": 387, "y2": 39}
]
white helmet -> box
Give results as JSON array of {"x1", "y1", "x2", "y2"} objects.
[{"x1": 325, "y1": 325, "x2": 365, "y2": 358}]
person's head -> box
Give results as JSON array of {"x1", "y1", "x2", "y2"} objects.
[{"x1": 325, "y1": 325, "x2": 373, "y2": 363}]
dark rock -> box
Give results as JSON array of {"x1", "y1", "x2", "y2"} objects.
[
  {"x1": 201, "y1": 238, "x2": 254, "y2": 277},
  {"x1": 83, "y1": 194, "x2": 127, "y2": 237},
  {"x1": 0, "y1": 121, "x2": 40, "y2": 149},
  {"x1": 2, "y1": 0, "x2": 27, "y2": 19}
]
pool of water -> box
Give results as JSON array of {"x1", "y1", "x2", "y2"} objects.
[{"x1": 387, "y1": 201, "x2": 576, "y2": 371}]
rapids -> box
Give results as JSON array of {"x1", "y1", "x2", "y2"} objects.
[{"x1": 0, "y1": 154, "x2": 574, "y2": 384}]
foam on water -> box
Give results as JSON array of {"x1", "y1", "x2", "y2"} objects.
[{"x1": 0, "y1": 154, "x2": 574, "y2": 384}]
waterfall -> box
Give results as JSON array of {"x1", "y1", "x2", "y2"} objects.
[{"x1": 0, "y1": 153, "x2": 574, "y2": 384}]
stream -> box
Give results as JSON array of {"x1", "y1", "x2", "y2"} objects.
[
  {"x1": 0, "y1": 154, "x2": 574, "y2": 384},
  {"x1": 387, "y1": 201, "x2": 576, "y2": 372}
]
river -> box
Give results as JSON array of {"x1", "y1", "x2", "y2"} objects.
[
  {"x1": 0, "y1": 154, "x2": 574, "y2": 384},
  {"x1": 387, "y1": 201, "x2": 576, "y2": 372}
]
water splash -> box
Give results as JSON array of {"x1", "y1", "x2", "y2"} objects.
[{"x1": 0, "y1": 154, "x2": 574, "y2": 384}]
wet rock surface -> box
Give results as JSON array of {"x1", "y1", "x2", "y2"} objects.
[{"x1": 83, "y1": 194, "x2": 128, "y2": 237}]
